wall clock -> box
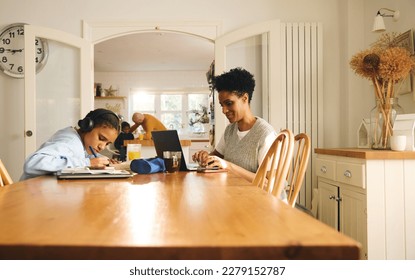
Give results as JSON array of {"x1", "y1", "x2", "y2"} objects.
[{"x1": 0, "y1": 23, "x2": 48, "y2": 78}]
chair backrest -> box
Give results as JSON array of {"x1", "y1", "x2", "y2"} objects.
[
  {"x1": 0, "y1": 159, "x2": 13, "y2": 186},
  {"x1": 286, "y1": 133, "x2": 311, "y2": 207},
  {"x1": 252, "y1": 129, "x2": 294, "y2": 197}
]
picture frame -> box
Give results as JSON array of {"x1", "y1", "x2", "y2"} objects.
[{"x1": 393, "y1": 29, "x2": 415, "y2": 96}]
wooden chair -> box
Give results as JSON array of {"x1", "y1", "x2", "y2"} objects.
[
  {"x1": 0, "y1": 159, "x2": 13, "y2": 186},
  {"x1": 252, "y1": 129, "x2": 294, "y2": 197},
  {"x1": 286, "y1": 133, "x2": 311, "y2": 207}
]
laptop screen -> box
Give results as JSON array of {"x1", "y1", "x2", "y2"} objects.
[{"x1": 151, "y1": 130, "x2": 189, "y2": 171}]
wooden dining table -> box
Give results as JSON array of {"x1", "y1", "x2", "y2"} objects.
[{"x1": 0, "y1": 171, "x2": 360, "y2": 260}]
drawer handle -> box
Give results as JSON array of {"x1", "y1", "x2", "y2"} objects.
[
  {"x1": 344, "y1": 170, "x2": 352, "y2": 178},
  {"x1": 320, "y1": 166, "x2": 327, "y2": 173}
]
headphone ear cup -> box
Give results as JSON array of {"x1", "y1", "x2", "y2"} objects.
[{"x1": 78, "y1": 117, "x2": 94, "y2": 132}]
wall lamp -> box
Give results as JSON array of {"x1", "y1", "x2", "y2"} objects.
[{"x1": 372, "y1": 8, "x2": 400, "y2": 32}]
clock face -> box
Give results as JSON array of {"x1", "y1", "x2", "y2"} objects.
[{"x1": 0, "y1": 23, "x2": 48, "y2": 78}]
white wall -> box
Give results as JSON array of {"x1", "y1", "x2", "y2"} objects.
[
  {"x1": 344, "y1": 0, "x2": 415, "y2": 148},
  {"x1": 95, "y1": 70, "x2": 208, "y2": 119},
  {"x1": 2, "y1": 0, "x2": 414, "y2": 181}
]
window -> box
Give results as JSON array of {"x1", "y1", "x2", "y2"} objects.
[{"x1": 130, "y1": 89, "x2": 209, "y2": 133}]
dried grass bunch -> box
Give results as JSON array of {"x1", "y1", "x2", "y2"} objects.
[
  {"x1": 350, "y1": 32, "x2": 415, "y2": 149},
  {"x1": 350, "y1": 32, "x2": 415, "y2": 100}
]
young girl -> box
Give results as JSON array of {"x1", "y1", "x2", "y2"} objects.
[{"x1": 20, "y1": 108, "x2": 120, "y2": 180}]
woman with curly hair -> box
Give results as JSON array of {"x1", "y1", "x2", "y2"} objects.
[{"x1": 192, "y1": 67, "x2": 277, "y2": 182}]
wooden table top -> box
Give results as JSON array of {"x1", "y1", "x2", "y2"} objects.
[{"x1": 0, "y1": 172, "x2": 360, "y2": 260}]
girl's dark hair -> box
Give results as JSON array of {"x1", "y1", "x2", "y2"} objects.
[
  {"x1": 212, "y1": 67, "x2": 255, "y2": 102},
  {"x1": 93, "y1": 109, "x2": 120, "y2": 132},
  {"x1": 80, "y1": 108, "x2": 120, "y2": 132}
]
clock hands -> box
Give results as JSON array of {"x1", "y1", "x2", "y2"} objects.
[{"x1": 5, "y1": 48, "x2": 24, "y2": 54}]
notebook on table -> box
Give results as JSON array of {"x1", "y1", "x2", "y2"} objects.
[{"x1": 56, "y1": 166, "x2": 133, "y2": 179}]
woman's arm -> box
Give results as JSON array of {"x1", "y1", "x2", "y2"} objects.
[{"x1": 205, "y1": 156, "x2": 255, "y2": 183}]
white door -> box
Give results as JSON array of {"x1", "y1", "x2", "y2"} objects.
[
  {"x1": 318, "y1": 181, "x2": 339, "y2": 230},
  {"x1": 340, "y1": 187, "x2": 368, "y2": 259},
  {"x1": 24, "y1": 25, "x2": 92, "y2": 156},
  {"x1": 214, "y1": 20, "x2": 281, "y2": 145}
]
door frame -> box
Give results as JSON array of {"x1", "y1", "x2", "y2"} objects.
[
  {"x1": 214, "y1": 20, "x2": 281, "y2": 143},
  {"x1": 83, "y1": 20, "x2": 280, "y2": 146},
  {"x1": 83, "y1": 20, "x2": 220, "y2": 44}
]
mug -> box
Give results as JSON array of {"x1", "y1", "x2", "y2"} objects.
[{"x1": 390, "y1": 135, "x2": 406, "y2": 151}]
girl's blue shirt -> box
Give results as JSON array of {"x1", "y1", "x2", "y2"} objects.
[{"x1": 20, "y1": 127, "x2": 93, "y2": 180}]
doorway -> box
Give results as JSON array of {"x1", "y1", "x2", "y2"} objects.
[{"x1": 85, "y1": 21, "x2": 217, "y2": 129}]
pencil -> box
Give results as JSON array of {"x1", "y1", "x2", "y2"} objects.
[{"x1": 89, "y1": 146, "x2": 98, "y2": 158}]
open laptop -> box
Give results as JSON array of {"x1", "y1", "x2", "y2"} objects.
[{"x1": 151, "y1": 130, "x2": 200, "y2": 171}]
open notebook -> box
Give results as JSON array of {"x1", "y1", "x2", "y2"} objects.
[{"x1": 56, "y1": 166, "x2": 132, "y2": 179}]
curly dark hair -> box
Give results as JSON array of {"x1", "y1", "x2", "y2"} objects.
[
  {"x1": 212, "y1": 67, "x2": 255, "y2": 103},
  {"x1": 121, "y1": 121, "x2": 131, "y2": 131}
]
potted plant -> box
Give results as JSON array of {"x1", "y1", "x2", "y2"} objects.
[{"x1": 188, "y1": 105, "x2": 210, "y2": 134}]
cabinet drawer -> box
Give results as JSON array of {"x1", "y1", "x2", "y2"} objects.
[
  {"x1": 316, "y1": 158, "x2": 336, "y2": 180},
  {"x1": 336, "y1": 162, "x2": 365, "y2": 189}
]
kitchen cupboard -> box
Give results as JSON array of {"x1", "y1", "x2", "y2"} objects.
[
  {"x1": 315, "y1": 148, "x2": 415, "y2": 260},
  {"x1": 318, "y1": 181, "x2": 367, "y2": 259}
]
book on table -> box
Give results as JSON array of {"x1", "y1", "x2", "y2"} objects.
[{"x1": 56, "y1": 166, "x2": 132, "y2": 179}]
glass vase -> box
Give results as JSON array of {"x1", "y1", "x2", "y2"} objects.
[{"x1": 370, "y1": 97, "x2": 403, "y2": 150}]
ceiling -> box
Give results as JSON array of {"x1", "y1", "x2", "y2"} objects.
[{"x1": 94, "y1": 32, "x2": 214, "y2": 72}]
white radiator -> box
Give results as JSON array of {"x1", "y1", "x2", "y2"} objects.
[{"x1": 281, "y1": 22, "x2": 323, "y2": 209}]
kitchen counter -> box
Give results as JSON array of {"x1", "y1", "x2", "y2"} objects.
[
  {"x1": 315, "y1": 148, "x2": 415, "y2": 159},
  {"x1": 123, "y1": 139, "x2": 190, "y2": 160},
  {"x1": 124, "y1": 139, "x2": 191, "y2": 147}
]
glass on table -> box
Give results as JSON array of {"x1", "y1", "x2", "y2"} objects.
[
  {"x1": 163, "y1": 151, "x2": 181, "y2": 173},
  {"x1": 127, "y1": 144, "x2": 141, "y2": 160}
]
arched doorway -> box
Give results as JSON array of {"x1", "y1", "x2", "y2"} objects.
[{"x1": 86, "y1": 21, "x2": 216, "y2": 144}]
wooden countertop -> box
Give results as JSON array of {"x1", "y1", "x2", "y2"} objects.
[
  {"x1": 315, "y1": 148, "x2": 415, "y2": 159},
  {"x1": 124, "y1": 139, "x2": 191, "y2": 147},
  {"x1": 0, "y1": 173, "x2": 360, "y2": 260}
]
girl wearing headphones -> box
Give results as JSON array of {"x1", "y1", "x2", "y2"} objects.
[{"x1": 20, "y1": 109, "x2": 120, "y2": 180}]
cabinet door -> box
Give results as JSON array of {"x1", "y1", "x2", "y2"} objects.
[
  {"x1": 340, "y1": 188, "x2": 367, "y2": 259},
  {"x1": 318, "y1": 181, "x2": 339, "y2": 230}
]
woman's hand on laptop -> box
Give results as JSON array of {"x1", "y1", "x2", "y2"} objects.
[
  {"x1": 192, "y1": 150, "x2": 209, "y2": 167},
  {"x1": 193, "y1": 151, "x2": 227, "y2": 169},
  {"x1": 204, "y1": 156, "x2": 227, "y2": 169}
]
